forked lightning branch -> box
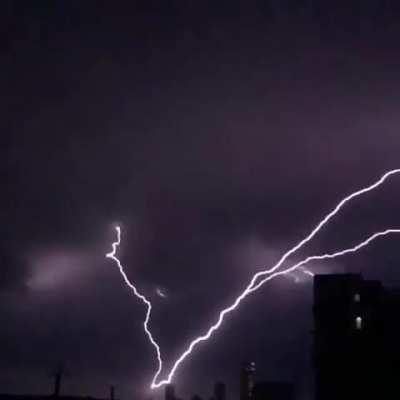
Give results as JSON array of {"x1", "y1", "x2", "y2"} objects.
[{"x1": 106, "y1": 169, "x2": 400, "y2": 389}]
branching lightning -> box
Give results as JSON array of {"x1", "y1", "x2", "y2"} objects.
[
  {"x1": 299, "y1": 267, "x2": 315, "y2": 277},
  {"x1": 288, "y1": 267, "x2": 315, "y2": 282},
  {"x1": 248, "y1": 229, "x2": 400, "y2": 295},
  {"x1": 105, "y1": 227, "x2": 163, "y2": 385},
  {"x1": 106, "y1": 169, "x2": 400, "y2": 389}
]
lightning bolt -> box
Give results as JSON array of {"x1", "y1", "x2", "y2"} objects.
[
  {"x1": 106, "y1": 168, "x2": 400, "y2": 389},
  {"x1": 105, "y1": 227, "x2": 163, "y2": 385},
  {"x1": 248, "y1": 229, "x2": 400, "y2": 295}
]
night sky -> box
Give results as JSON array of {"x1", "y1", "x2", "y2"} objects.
[{"x1": 2, "y1": 2, "x2": 400, "y2": 400}]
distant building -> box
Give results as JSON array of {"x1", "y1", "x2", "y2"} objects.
[
  {"x1": 313, "y1": 273, "x2": 400, "y2": 400},
  {"x1": 213, "y1": 382, "x2": 226, "y2": 400},
  {"x1": 165, "y1": 385, "x2": 176, "y2": 400},
  {"x1": 240, "y1": 362, "x2": 256, "y2": 400},
  {"x1": 253, "y1": 382, "x2": 294, "y2": 400}
]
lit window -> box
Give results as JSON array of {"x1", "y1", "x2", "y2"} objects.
[
  {"x1": 354, "y1": 293, "x2": 360, "y2": 302},
  {"x1": 355, "y1": 316, "x2": 362, "y2": 330}
]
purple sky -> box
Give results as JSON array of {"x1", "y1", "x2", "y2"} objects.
[{"x1": 2, "y1": 2, "x2": 400, "y2": 400}]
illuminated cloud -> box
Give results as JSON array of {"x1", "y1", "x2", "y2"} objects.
[{"x1": 26, "y1": 250, "x2": 91, "y2": 291}]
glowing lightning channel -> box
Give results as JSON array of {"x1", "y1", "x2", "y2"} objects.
[
  {"x1": 156, "y1": 287, "x2": 167, "y2": 298},
  {"x1": 248, "y1": 229, "x2": 400, "y2": 295},
  {"x1": 107, "y1": 168, "x2": 400, "y2": 389},
  {"x1": 150, "y1": 169, "x2": 400, "y2": 388},
  {"x1": 287, "y1": 267, "x2": 313, "y2": 283},
  {"x1": 105, "y1": 227, "x2": 163, "y2": 386},
  {"x1": 300, "y1": 267, "x2": 315, "y2": 277}
]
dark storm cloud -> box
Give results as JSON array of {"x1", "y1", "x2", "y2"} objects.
[{"x1": 2, "y1": 2, "x2": 400, "y2": 400}]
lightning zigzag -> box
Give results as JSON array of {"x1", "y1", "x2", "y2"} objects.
[{"x1": 106, "y1": 169, "x2": 400, "y2": 389}]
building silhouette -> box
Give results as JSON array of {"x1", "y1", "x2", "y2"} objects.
[
  {"x1": 165, "y1": 385, "x2": 176, "y2": 400},
  {"x1": 53, "y1": 369, "x2": 62, "y2": 398},
  {"x1": 240, "y1": 362, "x2": 256, "y2": 400},
  {"x1": 213, "y1": 382, "x2": 225, "y2": 400},
  {"x1": 253, "y1": 382, "x2": 294, "y2": 400},
  {"x1": 313, "y1": 273, "x2": 400, "y2": 400}
]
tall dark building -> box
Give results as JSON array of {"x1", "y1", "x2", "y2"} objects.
[
  {"x1": 313, "y1": 273, "x2": 400, "y2": 400},
  {"x1": 240, "y1": 362, "x2": 256, "y2": 400},
  {"x1": 213, "y1": 382, "x2": 226, "y2": 400},
  {"x1": 165, "y1": 385, "x2": 175, "y2": 400},
  {"x1": 253, "y1": 382, "x2": 294, "y2": 400}
]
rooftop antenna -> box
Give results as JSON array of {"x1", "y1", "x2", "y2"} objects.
[
  {"x1": 53, "y1": 364, "x2": 63, "y2": 397},
  {"x1": 110, "y1": 385, "x2": 115, "y2": 400}
]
